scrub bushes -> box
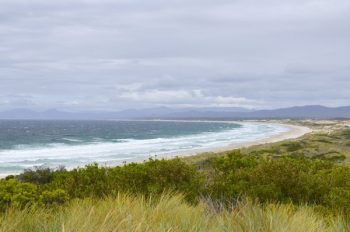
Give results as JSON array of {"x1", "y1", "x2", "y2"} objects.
[
  {"x1": 208, "y1": 150, "x2": 350, "y2": 215},
  {"x1": 1, "y1": 151, "x2": 350, "y2": 216},
  {"x1": 0, "y1": 158, "x2": 203, "y2": 210}
]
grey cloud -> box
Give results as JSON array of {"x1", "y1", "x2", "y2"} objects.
[{"x1": 0, "y1": 0, "x2": 349, "y2": 110}]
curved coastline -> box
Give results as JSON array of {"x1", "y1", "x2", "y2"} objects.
[
  {"x1": 0, "y1": 121, "x2": 312, "y2": 177},
  {"x1": 151, "y1": 121, "x2": 312, "y2": 159}
]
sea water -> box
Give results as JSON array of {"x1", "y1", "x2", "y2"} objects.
[{"x1": 0, "y1": 120, "x2": 288, "y2": 176}]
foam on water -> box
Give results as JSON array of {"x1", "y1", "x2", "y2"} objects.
[{"x1": 0, "y1": 122, "x2": 288, "y2": 176}]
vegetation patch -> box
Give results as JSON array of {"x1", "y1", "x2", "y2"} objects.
[
  {"x1": 1, "y1": 125, "x2": 350, "y2": 230},
  {"x1": 0, "y1": 194, "x2": 348, "y2": 232}
]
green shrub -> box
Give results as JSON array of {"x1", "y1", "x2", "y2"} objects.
[
  {"x1": 0, "y1": 179, "x2": 38, "y2": 209},
  {"x1": 281, "y1": 142, "x2": 303, "y2": 152},
  {"x1": 40, "y1": 189, "x2": 69, "y2": 205},
  {"x1": 3, "y1": 150, "x2": 350, "y2": 216},
  {"x1": 20, "y1": 158, "x2": 204, "y2": 202},
  {"x1": 208, "y1": 150, "x2": 350, "y2": 214},
  {"x1": 17, "y1": 166, "x2": 66, "y2": 186},
  {"x1": 48, "y1": 164, "x2": 111, "y2": 198},
  {"x1": 143, "y1": 158, "x2": 204, "y2": 201}
]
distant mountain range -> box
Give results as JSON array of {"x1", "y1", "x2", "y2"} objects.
[{"x1": 0, "y1": 105, "x2": 349, "y2": 120}]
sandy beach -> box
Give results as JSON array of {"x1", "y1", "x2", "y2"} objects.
[
  {"x1": 158, "y1": 121, "x2": 312, "y2": 159},
  {"x1": 225, "y1": 122, "x2": 313, "y2": 149}
]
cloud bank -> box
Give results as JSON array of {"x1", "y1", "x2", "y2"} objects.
[{"x1": 0, "y1": 0, "x2": 349, "y2": 110}]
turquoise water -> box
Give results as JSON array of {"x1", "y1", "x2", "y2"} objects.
[{"x1": 0, "y1": 120, "x2": 288, "y2": 176}]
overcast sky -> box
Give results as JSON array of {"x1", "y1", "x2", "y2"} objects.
[{"x1": 1, "y1": 0, "x2": 349, "y2": 111}]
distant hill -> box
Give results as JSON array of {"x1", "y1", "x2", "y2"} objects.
[
  {"x1": 0, "y1": 107, "x2": 250, "y2": 120},
  {"x1": 154, "y1": 105, "x2": 350, "y2": 119},
  {"x1": 0, "y1": 105, "x2": 349, "y2": 120},
  {"x1": 234, "y1": 105, "x2": 350, "y2": 119}
]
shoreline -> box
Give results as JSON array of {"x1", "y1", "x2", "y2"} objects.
[
  {"x1": 153, "y1": 121, "x2": 312, "y2": 159},
  {"x1": 0, "y1": 121, "x2": 312, "y2": 177}
]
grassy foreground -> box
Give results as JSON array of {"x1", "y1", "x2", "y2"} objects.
[
  {"x1": 1, "y1": 122, "x2": 350, "y2": 231},
  {"x1": 0, "y1": 194, "x2": 348, "y2": 232}
]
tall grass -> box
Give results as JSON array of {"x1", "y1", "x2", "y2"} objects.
[{"x1": 0, "y1": 193, "x2": 348, "y2": 232}]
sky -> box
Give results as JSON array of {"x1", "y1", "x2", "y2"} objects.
[{"x1": 0, "y1": 0, "x2": 349, "y2": 111}]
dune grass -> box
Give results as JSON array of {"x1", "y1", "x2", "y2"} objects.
[
  {"x1": 0, "y1": 193, "x2": 348, "y2": 232},
  {"x1": 184, "y1": 126, "x2": 350, "y2": 167}
]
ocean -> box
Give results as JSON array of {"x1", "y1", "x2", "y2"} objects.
[{"x1": 0, "y1": 120, "x2": 288, "y2": 176}]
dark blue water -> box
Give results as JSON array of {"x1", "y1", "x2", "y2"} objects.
[{"x1": 0, "y1": 120, "x2": 240, "y2": 149}]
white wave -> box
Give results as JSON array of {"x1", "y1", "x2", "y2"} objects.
[
  {"x1": 0, "y1": 123, "x2": 288, "y2": 175},
  {"x1": 61, "y1": 138, "x2": 83, "y2": 142}
]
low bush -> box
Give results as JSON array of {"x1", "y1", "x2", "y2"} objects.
[
  {"x1": 46, "y1": 158, "x2": 204, "y2": 202},
  {"x1": 40, "y1": 189, "x2": 69, "y2": 206},
  {"x1": 1, "y1": 150, "x2": 350, "y2": 216},
  {"x1": 0, "y1": 158, "x2": 203, "y2": 210},
  {"x1": 0, "y1": 179, "x2": 38, "y2": 209},
  {"x1": 208, "y1": 150, "x2": 350, "y2": 215},
  {"x1": 17, "y1": 167, "x2": 56, "y2": 185}
]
